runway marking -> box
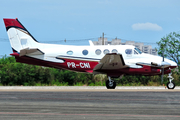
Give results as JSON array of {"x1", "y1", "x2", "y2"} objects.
[{"x1": 0, "y1": 112, "x2": 180, "y2": 118}]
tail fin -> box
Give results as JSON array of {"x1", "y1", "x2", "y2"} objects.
[{"x1": 3, "y1": 18, "x2": 39, "y2": 53}]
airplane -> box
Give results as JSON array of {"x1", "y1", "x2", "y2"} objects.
[{"x1": 3, "y1": 18, "x2": 177, "y2": 89}]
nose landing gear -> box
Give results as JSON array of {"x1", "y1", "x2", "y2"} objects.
[
  {"x1": 106, "y1": 76, "x2": 116, "y2": 89},
  {"x1": 167, "y1": 73, "x2": 175, "y2": 89}
]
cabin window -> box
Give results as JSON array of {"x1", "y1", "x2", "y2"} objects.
[
  {"x1": 95, "y1": 49, "x2": 101, "y2": 55},
  {"x1": 82, "y1": 50, "x2": 88, "y2": 55},
  {"x1": 125, "y1": 49, "x2": 132, "y2": 54},
  {"x1": 67, "y1": 50, "x2": 73, "y2": 55},
  {"x1": 112, "y1": 49, "x2": 118, "y2": 53},
  {"x1": 103, "y1": 49, "x2": 110, "y2": 54}
]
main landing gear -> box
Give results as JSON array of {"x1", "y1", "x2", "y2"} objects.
[
  {"x1": 106, "y1": 76, "x2": 116, "y2": 89},
  {"x1": 167, "y1": 73, "x2": 175, "y2": 89}
]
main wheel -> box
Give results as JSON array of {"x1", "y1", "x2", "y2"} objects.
[
  {"x1": 167, "y1": 81, "x2": 175, "y2": 89},
  {"x1": 106, "y1": 80, "x2": 116, "y2": 89}
]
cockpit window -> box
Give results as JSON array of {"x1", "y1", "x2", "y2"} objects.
[
  {"x1": 125, "y1": 49, "x2": 132, "y2": 54},
  {"x1": 134, "y1": 48, "x2": 142, "y2": 54},
  {"x1": 134, "y1": 50, "x2": 138, "y2": 54}
]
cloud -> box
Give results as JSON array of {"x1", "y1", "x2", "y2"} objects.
[{"x1": 132, "y1": 22, "x2": 162, "y2": 31}]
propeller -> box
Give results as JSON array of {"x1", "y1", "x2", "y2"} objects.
[
  {"x1": 161, "y1": 53, "x2": 164, "y2": 84},
  {"x1": 151, "y1": 53, "x2": 170, "y2": 84}
]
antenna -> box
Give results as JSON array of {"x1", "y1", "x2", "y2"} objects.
[{"x1": 102, "y1": 32, "x2": 104, "y2": 45}]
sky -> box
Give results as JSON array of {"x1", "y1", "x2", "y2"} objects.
[{"x1": 0, "y1": 0, "x2": 180, "y2": 56}]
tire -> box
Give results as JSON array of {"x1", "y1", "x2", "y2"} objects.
[
  {"x1": 106, "y1": 80, "x2": 116, "y2": 89},
  {"x1": 167, "y1": 82, "x2": 175, "y2": 89}
]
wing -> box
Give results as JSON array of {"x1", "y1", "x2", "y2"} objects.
[
  {"x1": 93, "y1": 53, "x2": 129, "y2": 73},
  {"x1": 20, "y1": 48, "x2": 44, "y2": 57},
  {"x1": 136, "y1": 62, "x2": 171, "y2": 69}
]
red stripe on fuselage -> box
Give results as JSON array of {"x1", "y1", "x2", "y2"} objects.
[{"x1": 12, "y1": 55, "x2": 99, "y2": 73}]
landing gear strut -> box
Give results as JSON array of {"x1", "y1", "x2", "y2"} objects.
[
  {"x1": 167, "y1": 73, "x2": 175, "y2": 89},
  {"x1": 106, "y1": 76, "x2": 116, "y2": 89}
]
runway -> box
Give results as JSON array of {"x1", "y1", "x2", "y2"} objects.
[{"x1": 0, "y1": 88, "x2": 180, "y2": 120}]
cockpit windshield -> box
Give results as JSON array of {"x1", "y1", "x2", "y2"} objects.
[{"x1": 134, "y1": 48, "x2": 142, "y2": 54}]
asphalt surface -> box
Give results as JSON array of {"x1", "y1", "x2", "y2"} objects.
[{"x1": 0, "y1": 89, "x2": 180, "y2": 120}]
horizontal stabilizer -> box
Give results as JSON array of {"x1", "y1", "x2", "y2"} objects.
[{"x1": 20, "y1": 48, "x2": 44, "y2": 57}]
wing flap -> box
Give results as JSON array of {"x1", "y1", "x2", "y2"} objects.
[{"x1": 20, "y1": 48, "x2": 44, "y2": 57}]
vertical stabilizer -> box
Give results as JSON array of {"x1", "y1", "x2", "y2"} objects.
[{"x1": 3, "y1": 18, "x2": 39, "y2": 53}]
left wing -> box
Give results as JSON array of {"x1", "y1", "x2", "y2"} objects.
[{"x1": 93, "y1": 53, "x2": 129, "y2": 72}]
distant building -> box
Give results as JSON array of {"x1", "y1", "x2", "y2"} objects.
[
  {"x1": 93, "y1": 37, "x2": 108, "y2": 45},
  {"x1": 150, "y1": 48, "x2": 157, "y2": 55},
  {"x1": 134, "y1": 43, "x2": 144, "y2": 52},
  {"x1": 92, "y1": 37, "x2": 157, "y2": 55},
  {"x1": 111, "y1": 38, "x2": 121, "y2": 45},
  {"x1": 125, "y1": 41, "x2": 135, "y2": 46},
  {"x1": 142, "y1": 45, "x2": 152, "y2": 54}
]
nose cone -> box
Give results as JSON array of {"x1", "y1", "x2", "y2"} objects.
[{"x1": 164, "y1": 58, "x2": 177, "y2": 69}]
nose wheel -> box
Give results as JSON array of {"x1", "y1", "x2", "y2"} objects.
[
  {"x1": 106, "y1": 76, "x2": 116, "y2": 89},
  {"x1": 167, "y1": 81, "x2": 175, "y2": 89},
  {"x1": 167, "y1": 73, "x2": 175, "y2": 89}
]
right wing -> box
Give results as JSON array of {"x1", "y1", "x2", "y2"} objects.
[{"x1": 136, "y1": 62, "x2": 171, "y2": 69}]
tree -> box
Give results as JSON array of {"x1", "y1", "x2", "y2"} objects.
[{"x1": 157, "y1": 32, "x2": 180, "y2": 67}]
